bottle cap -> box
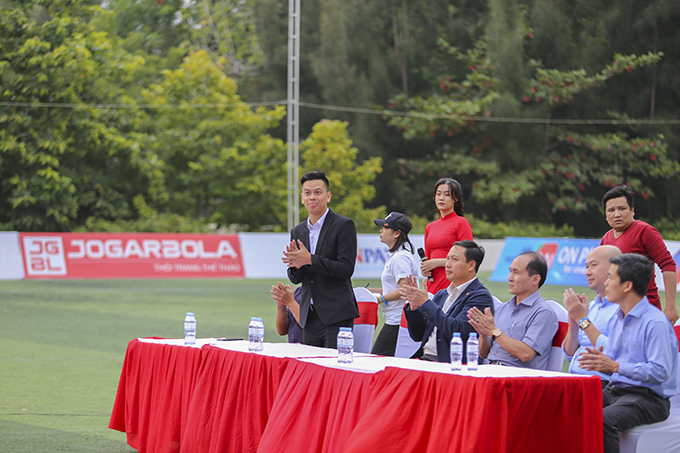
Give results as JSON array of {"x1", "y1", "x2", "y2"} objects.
[
  {"x1": 186, "y1": 312, "x2": 194, "y2": 316},
  {"x1": 453, "y1": 332, "x2": 461, "y2": 337},
  {"x1": 470, "y1": 332, "x2": 478, "y2": 337}
]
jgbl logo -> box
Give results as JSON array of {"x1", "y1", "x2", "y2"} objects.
[{"x1": 23, "y1": 236, "x2": 67, "y2": 276}]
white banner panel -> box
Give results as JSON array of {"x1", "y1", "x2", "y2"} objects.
[
  {"x1": 239, "y1": 233, "x2": 504, "y2": 280},
  {"x1": 0, "y1": 231, "x2": 25, "y2": 280},
  {"x1": 239, "y1": 233, "x2": 291, "y2": 279}
]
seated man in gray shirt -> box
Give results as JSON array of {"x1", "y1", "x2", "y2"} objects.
[{"x1": 468, "y1": 251, "x2": 558, "y2": 370}]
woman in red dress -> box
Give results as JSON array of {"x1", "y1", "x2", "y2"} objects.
[{"x1": 421, "y1": 178, "x2": 474, "y2": 294}]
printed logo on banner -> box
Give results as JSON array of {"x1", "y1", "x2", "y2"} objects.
[
  {"x1": 356, "y1": 247, "x2": 387, "y2": 266},
  {"x1": 536, "y1": 243, "x2": 559, "y2": 269},
  {"x1": 22, "y1": 236, "x2": 67, "y2": 276}
]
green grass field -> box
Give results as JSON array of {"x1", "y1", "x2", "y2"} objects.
[{"x1": 0, "y1": 274, "x2": 591, "y2": 452}]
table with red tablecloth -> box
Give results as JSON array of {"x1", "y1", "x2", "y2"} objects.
[{"x1": 109, "y1": 339, "x2": 603, "y2": 453}]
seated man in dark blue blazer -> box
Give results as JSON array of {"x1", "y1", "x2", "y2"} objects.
[{"x1": 400, "y1": 240, "x2": 494, "y2": 362}]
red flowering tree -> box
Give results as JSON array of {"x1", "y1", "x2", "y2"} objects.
[{"x1": 386, "y1": 39, "x2": 678, "y2": 222}]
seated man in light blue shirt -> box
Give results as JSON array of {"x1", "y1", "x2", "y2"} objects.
[
  {"x1": 468, "y1": 251, "x2": 558, "y2": 370},
  {"x1": 562, "y1": 245, "x2": 621, "y2": 384},
  {"x1": 579, "y1": 254, "x2": 678, "y2": 453}
]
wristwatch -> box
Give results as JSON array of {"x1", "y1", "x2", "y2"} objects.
[
  {"x1": 579, "y1": 317, "x2": 592, "y2": 330},
  {"x1": 492, "y1": 328, "x2": 502, "y2": 340}
]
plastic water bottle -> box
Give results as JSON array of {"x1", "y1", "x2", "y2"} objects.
[
  {"x1": 450, "y1": 332, "x2": 463, "y2": 371},
  {"x1": 184, "y1": 312, "x2": 196, "y2": 346},
  {"x1": 249, "y1": 317, "x2": 264, "y2": 351},
  {"x1": 467, "y1": 332, "x2": 479, "y2": 371},
  {"x1": 254, "y1": 317, "x2": 264, "y2": 351},
  {"x1": 337, "y1": 327, "x2": 354, "y2": 363}
]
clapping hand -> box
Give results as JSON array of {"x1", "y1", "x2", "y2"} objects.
[{"x1": 282, "y1": 240, "x2": 312, "y2": 269}]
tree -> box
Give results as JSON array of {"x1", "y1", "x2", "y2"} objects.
[
  {"x1": 385, "y1": 3, "x2": 679, "y2": 236},
  {"x1": 188, "y1": 0, "x2": 263, "y2": 78},
  {"x1": 0, "y1": 1, "x2": 163, "y2": 231},
  {"x1": 140, "y1": 49, "x2": 288, "y2": 230},
  {"x1": 300, "y1": 120, "x2": 384, "y2": 232}
]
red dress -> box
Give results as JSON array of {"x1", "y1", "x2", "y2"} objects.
[
  {"x1": 600, "y1": 220, "x2": 676, "y2": 310},
  {"x1": 424, "y1": 211, "x2": 473, "y2": 294}
]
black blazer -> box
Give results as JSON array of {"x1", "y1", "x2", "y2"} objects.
[
  {"x1": 404, "y1": 278, "x2": 494, "y2": 362},
  {"x1": 287, "y1": 209, "x2": 359, "y2": 327}
]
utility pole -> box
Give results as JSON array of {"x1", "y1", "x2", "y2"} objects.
[{"x1": 287, "y1": 0, "x2": 301, "y2": 231}]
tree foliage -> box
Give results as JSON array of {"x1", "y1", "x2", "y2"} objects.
[
  {"x1": 2, "y1": 0, "x2": 680, "y2": 238},
  {"x1": 0, "y1": 2, "x2": 160, "y2": 231},
  {"x1": 300, "y1": 120, "x2": 384, "y2": 233}
]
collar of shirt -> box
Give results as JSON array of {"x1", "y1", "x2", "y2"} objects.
[
  {"x1": 616, "y1": 295, "x2": 649, "y2": 321},
  {"x1": 307, "y1": 208, "x2": 330, "y2": 254},
  {"x1": 592, "y1": 294, "x2": 613, "y2": 308},
  {"x1": 440, "y1": 210, "x2": 459, "y2": 221},
  {"x1": 442, "y1": 277, "x2": 477, "y2": 312},
  {"x1": 509, "y1": 290, "x2": 541, "y2": 308},
  {"x1": 307, "y1": 208, "x2": 330, "y2": 231}
]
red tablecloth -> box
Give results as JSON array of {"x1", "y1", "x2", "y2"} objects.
[
  {"x1": 181, "y1": 345, "x2": 291, "y2": 453},
  {"x1": 109, "y1": 339, "x2": 203, "y2": 453},
  {"x1": 343, "y1": 366, "x2": 602, "y2": 453},
  {"x1": 257, "y1": 360, "x2": 375, "y2": 453},
  {"x1": 110, "y1": 340, "x2": 603, "y2": 453}
]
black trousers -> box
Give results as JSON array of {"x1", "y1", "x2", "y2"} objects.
[
  {"x1": 302, "y1": 306, "x2": 354, "y2": 349},
  {"x1": 371, "y1": 323, "x2": 399, "y2": 356},
  {"x1": 602, "y1": 384, "x2": 670, "y2": 453}
]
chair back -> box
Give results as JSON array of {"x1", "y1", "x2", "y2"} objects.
[
  {"x1": 545, "y1": 299, "x2": 569, "y2": 372},
  {"x1": 671, "y1": 319, "x2": 680, "y2": 410},
  {"x1": 352, "y1": 287, "x2": 378, "y2": 354},
  {"x1": 618, "y1": 318, "x2": 680, "y2": 453}
]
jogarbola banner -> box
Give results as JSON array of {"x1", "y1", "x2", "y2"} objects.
[{"x1": 19, "y1": 232, "x2": 245, "y2": 279}]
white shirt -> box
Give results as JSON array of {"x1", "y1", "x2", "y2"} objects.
[
  {"x1": 307, "y1": 208, "x2": 329, "y2": 254},
  {"x1": 306, "y1": 208, "x2": 329, "y2": 306},
  {"x1": 423, "y1": 277, "x2": 476, "y2": 357},
  {"x1": 381, "y1": 247, "x2": 420, "y2": 325}
]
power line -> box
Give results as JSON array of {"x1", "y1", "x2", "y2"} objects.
[
  {"x1": 0, "y1": 100, "x2": 285, "y2": 109},
  {"x1": 2, "y1": 100, "x2": 679, "y2": 125},
  {"x1": 298, "y1": 102, "x2": 680, "y2": 125}
]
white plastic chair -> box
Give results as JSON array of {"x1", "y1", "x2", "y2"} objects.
[
  {"x1": 619, "y1": 319, "x2": 680, "y2": 453},
  {"x1": 394, "y1": 292, "x2": 434, "y2": 359},
  {"x1": 545, "y1": 299, "x2": 568, "y2": 372},
  {"x1": 352, "y1": 287, "x2": 378, "y2": 354}
]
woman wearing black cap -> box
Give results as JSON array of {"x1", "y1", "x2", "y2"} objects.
[{"x1": 370, "y1": 212, "x2": 420, "y2": 356}]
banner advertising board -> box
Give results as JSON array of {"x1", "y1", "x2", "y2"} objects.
[
  {"x1": 491, "y1": 237, "x2": 680, "y2": 291},
  {"x1": 490, "y1": 237, "x2": 599, "y2": 287},
  {"x1": 355, "y1": 234, "x2": 425, "y2": 279},
  {"x1": 19, "y1": 233, "x2": 245, "y2": 279},
  {"x1": 0, "y1": 232, "x2": 24, "y2": 280}
]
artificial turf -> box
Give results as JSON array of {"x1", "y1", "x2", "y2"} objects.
[{"x1": 0, "y1": 274, "x2": 590, "y2": 452}]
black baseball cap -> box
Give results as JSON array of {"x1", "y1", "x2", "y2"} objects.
[{"x1": 374, "y1": 212, "x2": 412, "y2": 233}]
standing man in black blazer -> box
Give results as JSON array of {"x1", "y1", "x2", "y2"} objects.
[
  {"x1": 282, "y1": 171, "x2": 359, "y2": 348},
  {"x1": 400, "y1": 240, "x2": 494, "y2": 362}
]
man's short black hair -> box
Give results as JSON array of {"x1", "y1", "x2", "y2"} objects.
[
  {"x1": 453, "y1": 240, "x2": 485, "y2": 273},
  {"x1": 609, "y1": 253, "x2": 653, "y2": 298},
  {"x1": 300, "y1": 171, "x2": 330, "y2": 191},
  {"x1": 520, "y1": 251, "x2": 547, "y2": 288},
  {"x1": 602, "y1": 185, "x2": 635, "y2": 211}
]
